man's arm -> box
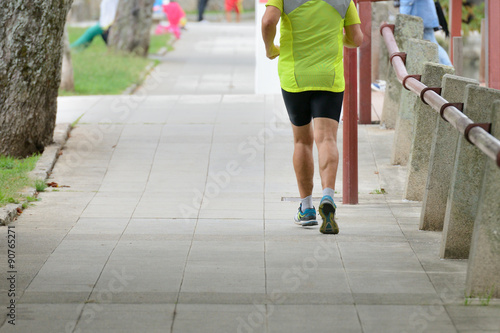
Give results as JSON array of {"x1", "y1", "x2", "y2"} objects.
[
  {"x1": 344, "y1": 24, "x2": 363, "y2": 48},
  {"x1": 261, "y1": 6, "x2": 281, "y2": 59}
]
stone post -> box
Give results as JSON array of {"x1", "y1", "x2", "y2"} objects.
[
  {"x1": 403, "y1": 63, "x2": 455, "y2": 201},
  {"x1": 465, "y1": 101, "x2": 500, "y2": 298},
  {"x1": 440, "y1": 86, "x2": 500, "y2": 259},
  {"x1": 372, "y1": 2, "x2": 389, "y2": 82},
  {"x1": 391, "y1": 39, "x2": 438, "y2": 166},
  {"x1": 420, "y1": 75, "x2": 479, "y2": 231},
  {"x1": 381, "y1": 14, "x2": 423, "y2": 129}
]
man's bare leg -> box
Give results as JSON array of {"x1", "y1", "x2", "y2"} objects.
[
  {"x1": 290, "y1": 122, "x2": 318, "y2": 226},
  {"x1": 314, "y1": 117, "x2": 340, "y2": 234},
  {"x1": 313, "y1": 117, "x2": 339, "y2": 190},
  {"x1": 291, "y1": 122, "x2": 314, "y2": 199}
]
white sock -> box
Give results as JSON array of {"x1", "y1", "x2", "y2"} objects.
[
  {"x1": 322, "y1": 188, "x2": 335, "y2": 200},
  {"x1": 301, "y1": 195, "x2": 313, "y2": 210}
]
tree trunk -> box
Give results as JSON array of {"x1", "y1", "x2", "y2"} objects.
[
  {"x1": 108, "y1": 0, "x2": 155, "y2": 57},
  {"x1": 0, "y1": 0, "x2": 73, "y2": 158},
  {"x1": 60, "y1": 24, "x2": 75, "y2": 92}
]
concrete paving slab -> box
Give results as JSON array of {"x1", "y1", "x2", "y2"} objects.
[
  {"x1": 194, "y1": 219, "x2": 264, "y2": 235},
  {"x1": 91, "y1": 265, "x2": 184, "y2": 294},
  {"x1": 111, "y1": 240, "x2": 192, "y2": 258},
  {"x1": 0, "y1": 304, "x2": 83, "y2": 333},
  {"x1": 173, "y1": 304, "x2": 266, "y2": 333},
  {"x1": 123, "y1": 218, "x2": 196, "y2": 235},
  {"x1": 357, "y1": 304, "x2": 456, "y2": 333},
  {"x1": 180, "y1": 264, "x2": 265, "y2": 294},
  {"x1": 73, "y1": 304, "x2": 174, "y2": 333},
  {"x1": 81, "y1": 203, "x2": 138, "y2": 218},
  {"x1": 266, "y1": 267, "x2": 351, "y2": 294},
  {"x1": 338, "y1": 241, "x2": 425, "y2": 272},
  {"x1": 446, "y1": 305, "x2": 500, "y2": 332},
  {"x1": 68, "y1": 218, "x2": 131, "y2": 235},
  {"x1": 267, "y1": 305, "x2": 362, "y2": 333},
  {"x1": 347, "y1": 270, "x2": 436, "y2": 295},
  {"x1": 19, "y1": 291, "x2": 91, "y2": 304}
]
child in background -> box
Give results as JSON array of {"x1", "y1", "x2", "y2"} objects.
[
  {"x1": 154, "y1": 0, "x2": 186, "y2": 39},
  {"x1": 225, "y1": 0, "x2": 242, "y2": 23},
  {"x1": 71, "y1": 0, "x2": 119, "y2": 50}
]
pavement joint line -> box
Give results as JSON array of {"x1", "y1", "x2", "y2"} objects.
[
  {"x1": 170, "y1": 99, "x2": 221, "y2": 332},
  {"x1": 0, "y1": 123, "x2": 73, "y2": 227}
]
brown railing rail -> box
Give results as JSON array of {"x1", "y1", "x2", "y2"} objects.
[{"x1": 380, "y1": 23, "x2": 500, "y2": 168}]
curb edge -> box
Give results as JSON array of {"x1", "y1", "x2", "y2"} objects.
[{"x1": 0, "y1": 123, "x2": 73, "y2": 226}]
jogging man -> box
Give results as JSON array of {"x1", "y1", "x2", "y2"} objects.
[{"x1": 262, "y1": 0, "x2": 363, "y2": 234}]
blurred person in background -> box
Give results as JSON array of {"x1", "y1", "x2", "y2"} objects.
[
  {"x1": 399, "y1": 0, "x2": 452, "y2": 65},
  {"x1": 225, "y1": 0, "x2": 243, "y2": 22},
  {"x1": 71, "y1": 0, "x2": 119, "y2": 50},
  {"x1": 198, "y1": 0, "x2": 210, "y2": 22}
]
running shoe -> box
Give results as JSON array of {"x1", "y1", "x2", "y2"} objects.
[
  {"x1": 294, "y1": 204, "x2": 318, "y2": 226},
  {"x1": 318, "y1": 195, "x2": 339, "y2": 234}
]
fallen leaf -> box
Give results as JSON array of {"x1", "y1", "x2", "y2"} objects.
[
  {"x1": 16, "y1": 207, "x2": 23, "y2": 214},
  {"x1": 374, "y1": 171, "x2": 379, "y2": 174},
  {"x1": 46, "y1": 182, "x2": 59, "y2": 187}
]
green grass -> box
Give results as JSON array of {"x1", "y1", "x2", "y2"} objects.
[
  {"x1": 0, "y1": 155, "x2": 40, "y2": 207},
  {"x1": 149, "y1": 32, "x2": 173, "y2": 54},
  {"x1": 35, "y1": 179, "x2": 48, "y2": 192},
  {"x1": 60, "y1": 27, "x2": 171, "y2": 96},
  {"x1": 464, "y1": 287, "x2": 495, "y2": 306},
  {"x1": 370, "y1": 188, "x2": 387, "y2": 195}
]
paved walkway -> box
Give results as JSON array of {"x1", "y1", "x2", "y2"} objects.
[
  {"x1": 137, "y1": 22, "x2": 256, "y2": 95},
  {"x1": 1, "y1": 23, "x2": 500, "y2": 333}
]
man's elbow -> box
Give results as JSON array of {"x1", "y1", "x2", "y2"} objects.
[
  {"x1": 262, "y1": 7, "x2": 280, "y2": 29},
  {"x1": 262, "y1": 16, "x2": 277, "y2": 29},
  {"x1": 353, "y1": 32, "x2": 364, "y2": 48}
]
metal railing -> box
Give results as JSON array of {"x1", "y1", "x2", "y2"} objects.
[{"x1": 380, "y1": 23, "x2": 500, "y2": 168}]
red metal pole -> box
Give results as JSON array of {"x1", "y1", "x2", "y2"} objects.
[
  {"x1": 343, "y1": 47, "x2": 359, "y2": 205},
  {"x1": 358, "y1": 0, "x2": 371, "y2": 124},
  {"x1": 487, "y1": 0, "x2": 500, "y2": 90},
  {"x1": 449, "y1": 0, "x2": 462, "y2": 64}
]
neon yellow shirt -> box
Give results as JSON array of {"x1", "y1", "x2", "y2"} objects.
[{"x1": 265, "y1": 0, "x2": 361, "y2": 92}]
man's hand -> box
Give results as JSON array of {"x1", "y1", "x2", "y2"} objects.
[{"x1": 266, "y1": 44, "x2": 280, "y2": 60}]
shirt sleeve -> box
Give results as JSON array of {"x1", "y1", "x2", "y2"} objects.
[
  {"x1": 399, "y1": 0, "x2": 414, "y2": 15},
  {"x1": 344, "y1": 0, "x2": 361, "y2": 26},
  {"x1": 99, "y1": 0, "x2": 119, "y2": 29},
  {"x1": 265, "y1": 0, "x2": 283, "y2": 13}
]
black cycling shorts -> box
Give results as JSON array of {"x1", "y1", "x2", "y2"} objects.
[{"x1": 281, "y1": 89, "x2": 344, "y2": 126}]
